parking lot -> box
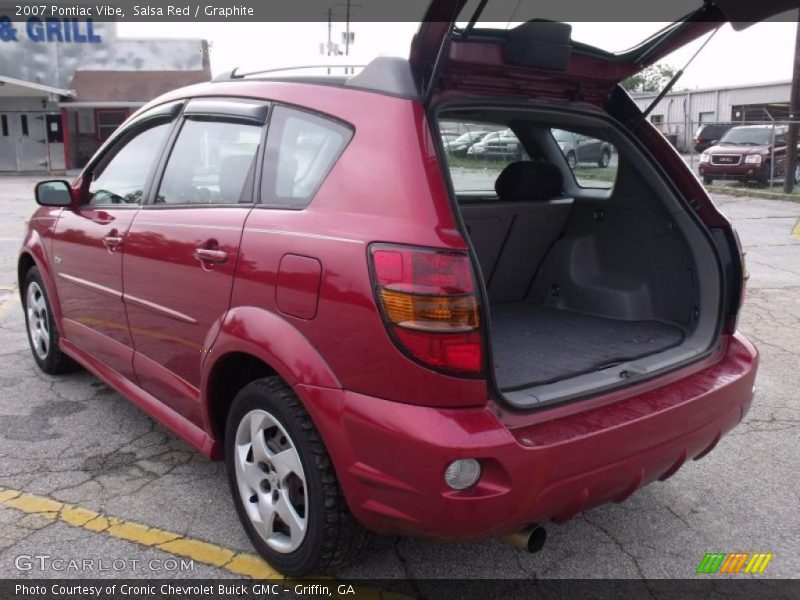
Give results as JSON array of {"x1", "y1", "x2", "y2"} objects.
[{"x1": 0, "y1": 175, "x2": 798, "y2": 584}]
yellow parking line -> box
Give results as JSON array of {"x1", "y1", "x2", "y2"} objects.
[
  {"x1": 0, "y1": 487, "x2": 287, "y2": 581},
  {"x1": 792, "y1": 217, "x2": 800, "y2": 237},
  {"x1": 0, "y1": 487, "x2": 414, "y2": 597}
]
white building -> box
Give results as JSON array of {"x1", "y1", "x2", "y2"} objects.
[
  {"x1": 631, "y1": 80, "x2": 792, "y2": 151},
  {"x1": 0, "y1": 20, "x2": 210, "y2": 172}
]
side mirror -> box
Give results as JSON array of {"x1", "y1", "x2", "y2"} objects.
[{"x1": 35, "y1": 180, "x2": 73, "y2": 207}]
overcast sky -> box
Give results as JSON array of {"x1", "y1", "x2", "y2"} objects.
[{"x1": 117, "y1": 20, "x2": 798, "y2": 89}]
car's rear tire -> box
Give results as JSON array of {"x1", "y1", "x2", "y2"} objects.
[
  {"x1": 225, "y1": 377, "x2": 367, "y2": 576},
  {"x1": 23, "y1": 267, "x2": 78, "y2": 375},
  {"x1": 703, "y1": 176, "x2": 713, "y2": 185},
  {"x1": 598, "y1": 148, "x2": 611, "y2": 168}
]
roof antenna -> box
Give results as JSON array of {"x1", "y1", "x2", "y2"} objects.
[{"x1": 641, "y1": 26, "x2": 721, "y2": 121}]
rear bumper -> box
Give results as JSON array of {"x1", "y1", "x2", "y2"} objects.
[{"x1": 297, "y1": 333, "x2": 757, "y2": 539}]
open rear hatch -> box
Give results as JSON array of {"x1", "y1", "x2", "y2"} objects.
[
  {"x1": 410, "y1": 0, "x2": 800, "y2": 103},
  {"x1": 414, "y1": 0, "x2": 787, "y2": 408}
]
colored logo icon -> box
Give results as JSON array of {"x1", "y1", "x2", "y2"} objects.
[{"x1": 697, "y1": 553, "x2": 773, "y2": 574}]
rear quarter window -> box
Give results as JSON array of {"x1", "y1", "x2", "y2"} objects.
[{"x1": 260, "y1": 106, "x2": 353, "y2": 209}]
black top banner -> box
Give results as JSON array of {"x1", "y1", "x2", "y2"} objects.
[{"x1": 0, "y1": 0, "x2": 798, "y2": 22}]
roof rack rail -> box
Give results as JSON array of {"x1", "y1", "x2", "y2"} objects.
[
  {"x1": 213, "y1": 65, "x2": 367, "y2": 82},
  {"x1": 210, "y1": 58, "x2": 420, "y2": 100}
]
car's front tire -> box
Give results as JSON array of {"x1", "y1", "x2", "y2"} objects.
[
  {"x1": 566, "y1": 151, "x2": 577, "y2": 169},
  {"x1": 225, "y1": 377, "x2": 367, "y2": 576},
  {"x1": 757, "y1": 162, "x2": 772, "y2": 187},
  {"x1": 23, "y1": 267, "x2": 78, "y2": 375}
]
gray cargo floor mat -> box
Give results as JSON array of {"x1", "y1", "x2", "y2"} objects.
[{"x1": 490, "y1": 304, "x2": 685, "y2": 389}]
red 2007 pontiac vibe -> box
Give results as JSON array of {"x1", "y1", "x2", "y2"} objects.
[{"x1": 20, "y1": 1, "x2": 768, "y2": 576}]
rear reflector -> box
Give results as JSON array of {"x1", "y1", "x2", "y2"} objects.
[
  {"x1": 370, "y1": 244, "x2": 484, "y2": 376},
  {"x1": 393, "y1": 327, "x2": 483, "y2": 374}
]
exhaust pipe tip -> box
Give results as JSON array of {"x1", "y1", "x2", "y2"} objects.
[{"x1": 505, "y1": 525, "x2": 547, "y2": 553}]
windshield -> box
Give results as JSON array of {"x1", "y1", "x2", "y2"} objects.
[
  {"x1": 552, "y1": 129, "x2": 574, "y2": 143},
  {"x1": 719, "y1": 128, "x2": 774, "y2": 146}
]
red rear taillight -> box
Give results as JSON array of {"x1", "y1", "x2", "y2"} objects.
[{"x1": 369, "y1": 244, "x2": 484, "y2": 375}]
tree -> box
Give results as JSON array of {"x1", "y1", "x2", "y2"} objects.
[{"x1": 621, "y1": 64, "x2": 677, "y2": 93}]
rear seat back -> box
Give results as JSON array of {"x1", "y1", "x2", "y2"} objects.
[{"x1": 460, "y1": 161, "x2": 573, "y2": 304}]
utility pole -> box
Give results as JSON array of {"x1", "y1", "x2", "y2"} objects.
[
  {"x1": 327, "y1": 8, "x2": 333, "y2": 57},
  {"x1": 784, "y1": 14, "x2": 800, "y2": 194},
  {"x1": 345, "y1": 0, "x2": 351, "y2": 60},
  {"x1": 327, "y1": 8, "x2": 333, "y2": 75}
]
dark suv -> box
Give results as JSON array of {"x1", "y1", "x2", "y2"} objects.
[
  {"x1": 699, "y1": 124, "x2": 800, "y2": 186},
  {"x1": 693, "y1": 122, "x2": 734, "y2": 153},
  {"x1": 20, "y1": 2, "x2": 765, "y2": 576}
]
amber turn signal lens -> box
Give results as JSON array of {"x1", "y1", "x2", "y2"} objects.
[{"x1": 379, "y1": 289, "x2": 480, "y2": 332}]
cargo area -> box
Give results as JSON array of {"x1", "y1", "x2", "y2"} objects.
[
  {"x1": 491, "y1": 305, "x2": 685, "y2": 389},
  {"x1": 440, "y1": 107, "x2": 723, "y2": 407}
]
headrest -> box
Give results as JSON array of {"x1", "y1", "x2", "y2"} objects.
[
  {"x1": 494, "y1": 161, "x2": 563, "y2": 202},
  {"x1": 219, "y1": 154, "x2": 255, "y2": 202}
]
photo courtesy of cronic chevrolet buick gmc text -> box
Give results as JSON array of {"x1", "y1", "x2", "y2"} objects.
[{"x1": 20, "y1": 0, "x2": 778, "y2": 576}]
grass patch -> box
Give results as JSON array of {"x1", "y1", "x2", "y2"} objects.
[
  {"x1": 572, "y1": 167, "x2": 617, "y2": 183},
  {"x1": 446, "y1": 155, "x2": 508, "y2": 170},
  {"x1": 447, "y1": 155, "x2": 618, "y2": 184}
]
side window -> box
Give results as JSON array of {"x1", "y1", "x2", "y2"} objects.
[
  {"x1": 88, "y1": 122, "x2": 171, "y2": 206},
  {"x1": 260, "y1": 106, "x2": 352, "y2": 209},
  {"x1": 155, "y1": 118, "x2": 261, "y2": 205},
  {"x1": 551, "y1": 128, "x2": 618, "y2": 190}
]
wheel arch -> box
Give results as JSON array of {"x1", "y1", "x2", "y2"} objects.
[
  {"x1": 201, "y1": 306, "x2": 342, "y2": 458},
  {"x1": 17, "y1": 252, "x2": 36, "y2": 297},
  {"x1": 17, "y1": 241, "x2": 64, "y2": 330}
]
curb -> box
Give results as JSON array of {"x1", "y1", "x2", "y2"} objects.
[{"x1": 706, "y1": 185, "x2": 800, "y2": 203}]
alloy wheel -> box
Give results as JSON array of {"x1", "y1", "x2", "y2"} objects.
[
  {"x1": 234, "y1": 409, "x2": 307, "y2": 553},
  {"x1": 26, "y1": 282, "x2": 49, "y2": 360},
  {"x1": 567, "y1": 153, "x2": 577, "y2": 169}
]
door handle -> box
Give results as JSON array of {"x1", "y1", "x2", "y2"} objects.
[
  {"x1": 193, "y1": 248, "x2": 228, "y2": 265},
  {"x1": 102, "y1": 230, "x2": 124, "y2": 251}
]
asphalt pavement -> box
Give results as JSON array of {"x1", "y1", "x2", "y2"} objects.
[{"x1": 0, "y1": 175, "x2": 798, "y2": 584}]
